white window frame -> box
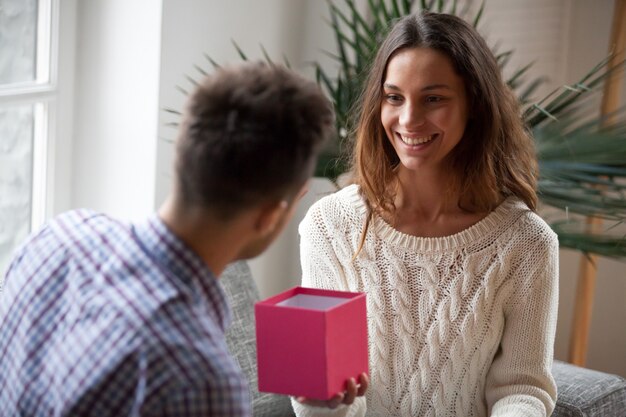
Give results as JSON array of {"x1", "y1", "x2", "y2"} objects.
[
  {"x1": 0, "y1": 0, "x2": 56, "y2": 231},
  {"x1": 0, "y1": 0, "x2": 74, "y2": 234}
]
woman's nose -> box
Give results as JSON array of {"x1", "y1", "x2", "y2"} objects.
[{"x1": 399, "y1": 104, "x2": 425, "y2": 128}]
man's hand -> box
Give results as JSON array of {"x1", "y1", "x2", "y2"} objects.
[{"x1": 296, "y1": 373, "x2": 369, "y2": 409}]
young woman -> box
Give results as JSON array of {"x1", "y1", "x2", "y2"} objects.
[{"x1": 292, "y1": 11, "x2": 559, "y2": 417}]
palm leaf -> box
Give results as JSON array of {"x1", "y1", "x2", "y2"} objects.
[{"x1": 550, "y1": 220, "x2": 626, "y2": 260}]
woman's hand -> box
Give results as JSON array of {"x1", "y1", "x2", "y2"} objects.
[{"x1": 295, "y1": 373, "x2": 369, "y2": 409}]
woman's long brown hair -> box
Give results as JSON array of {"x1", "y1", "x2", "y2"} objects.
[{"x1": 350, "y1": 12, "x2": 538, "y2": 258}]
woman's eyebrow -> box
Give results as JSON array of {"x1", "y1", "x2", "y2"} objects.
[
  {"x1": 422, "y1": 84, "x2": 451, "y2": 91},
  {"x1": 382, "y1": 82, "x2": 452, "y2": 91},
  {"x1": 383, "y1": 82, "x2": 400, "y2": 90}
]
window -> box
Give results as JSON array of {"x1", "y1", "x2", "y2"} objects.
[{"x1": 0, "y1": 0, "x2": 57, "y2": 277}]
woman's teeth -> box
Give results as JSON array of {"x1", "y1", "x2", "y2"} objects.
[{"x1": 399, "y1": 134, "x2": 435, "y2": 145}]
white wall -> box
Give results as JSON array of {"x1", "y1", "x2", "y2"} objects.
[
  {"x1": 49, "y1": 0, "x2": 77, "y2": 217},
  {"x1": 72, "y1": 0, "x2": 162, "y2": 221},
  {"x1": 475, "y1": 0, "x2": 570, "y2": 101}
]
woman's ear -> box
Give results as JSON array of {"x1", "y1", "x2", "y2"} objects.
[{"x1": 254, "y1": 200, "x2": 289, "y2": 236}]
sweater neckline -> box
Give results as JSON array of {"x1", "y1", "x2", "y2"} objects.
[{"x1": 343, "y1": 184, "x2": 527, "y2": 252}]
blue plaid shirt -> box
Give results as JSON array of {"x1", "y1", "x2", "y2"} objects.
[{"x1": 0, "y1": 210, "x2": 251, "y2": 417}]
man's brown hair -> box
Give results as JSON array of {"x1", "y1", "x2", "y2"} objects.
[{"x1": 175, "y1": 62, "x2": 334, "y2": 218}]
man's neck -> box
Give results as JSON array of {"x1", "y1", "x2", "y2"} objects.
[{"x1": 157, "y1": 196, "x2": 249, "y2": 277}]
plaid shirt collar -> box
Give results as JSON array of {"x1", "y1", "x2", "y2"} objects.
[{"x1": 131, "y1": 214, "x2": 232, "y2": 330}]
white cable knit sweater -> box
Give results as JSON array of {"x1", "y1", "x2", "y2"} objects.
[{"x1": 291, "y1": 184, "x2": 559, "y2": 417}]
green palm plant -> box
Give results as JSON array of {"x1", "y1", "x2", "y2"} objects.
[{"x1": 312, "y1": 0, "x2": 626, "y2": 260}]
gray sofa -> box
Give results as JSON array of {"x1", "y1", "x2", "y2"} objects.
[{"x1": 222, "y1": 261, "x2": 626, "y2": 417}]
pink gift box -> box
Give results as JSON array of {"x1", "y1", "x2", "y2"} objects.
[{"x1": 255, "y1": 286, "x2": 368, "y2": 400}]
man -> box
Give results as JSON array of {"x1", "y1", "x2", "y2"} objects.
[{"x1": 0, "y1": 62, "x2": 334, "y2": 416}]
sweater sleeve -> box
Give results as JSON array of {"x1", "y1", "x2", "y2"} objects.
[
  {"x1": 291, "y1": 199, "x2": 367, "y2": 417},
  {"x1": 291, "y1": 397, "x2": 366, "y2": 417},
  {"x1": 485, "y1": 220, "x2": 559, "y2": 417},
  {"x1": 298, "y1": 198, "x2": 352, "y2": 292}
]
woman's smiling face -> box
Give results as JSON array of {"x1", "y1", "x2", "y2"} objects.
[{"x1": 381, "y1": 47, "x2": 469, "y2": 174}]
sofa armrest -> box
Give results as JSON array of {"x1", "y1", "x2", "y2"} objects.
[{"x1": 552, "y1": 360, "x2": 626, "y2": 416}]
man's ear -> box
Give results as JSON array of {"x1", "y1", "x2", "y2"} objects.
[{"x1": 254, "y1": 199, "x2": 289, "y2": 236}]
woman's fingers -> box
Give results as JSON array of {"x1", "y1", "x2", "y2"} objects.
[
  {"x1": 328, "y1": 392, "x2": 345, "y2": 409},
  {"x1": 295, "y1": 373, "x2": 369, "y2": 409},
  {"x1": 356, "y1": 373, "x2": 369, "y2": 396},
  {"x1": 343, "y1": 378, "x2": 357, "y2": 404}
]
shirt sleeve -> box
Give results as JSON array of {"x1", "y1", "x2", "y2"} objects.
[
  {"x1": 156, "y1": 378, "x2": 252, "y2": 417},
  {"x1": 145, "y1": 309, "x2": 253, "y2": 417},
  {"x1": 485, "y1": 224, "x2": 559, "y2": 417},
  {"x1": 60, "y1": 341, "x2": 252, "y2": 417}
]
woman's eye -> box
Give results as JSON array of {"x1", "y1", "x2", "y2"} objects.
[
  {"x1": 384, "y1": 94, "x2": 403, "y2": 104},
  {"x1": 426, "y1": 96, "x2": 443, "y2": 103}
]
